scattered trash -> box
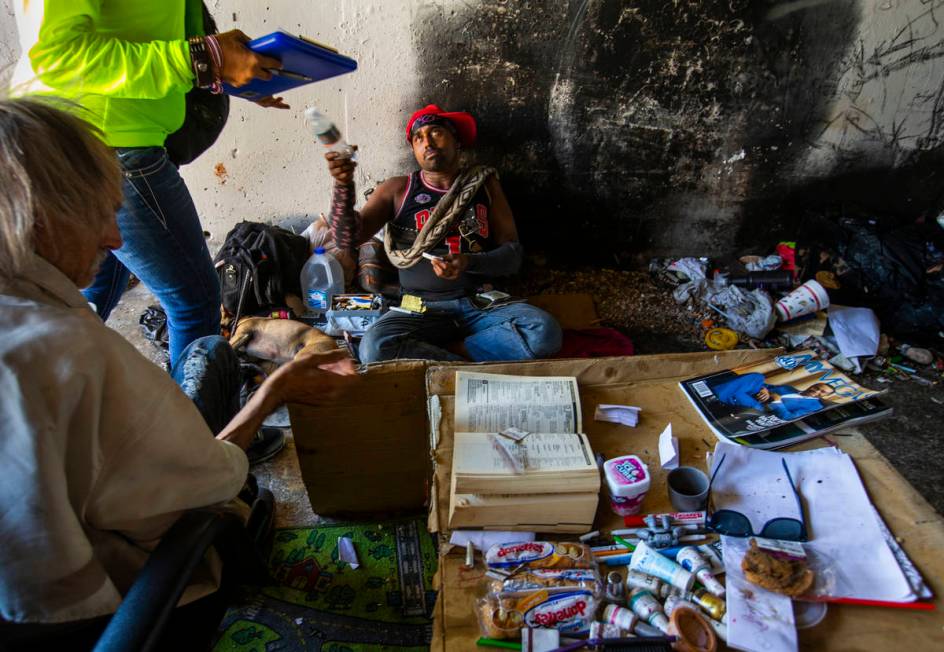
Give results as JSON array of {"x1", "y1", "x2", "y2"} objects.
[
  {"x1": 775, "y1": 241, "x2": 797, "y2": 274},
  {"x1": 828, "y1": 305, "x2": 881, "y2": 373},
  {"x1": 815, "y1": 270, "x2": 841, "y2": 289},
  {"x1": 739, "y1": 254, "x2": 783, "y2": 271},
  {"x1": 595, "y1": 404, "x2": 641, "y2": 427},
  {"x1": 774, "y1": 279, "x2": 830, "y2": 322},
  {"x1": 658, "y1": 424, "x2": 679, "y2": 470},
  {"x1": 900, "y1": 344, "x2": 933, "y2": 366},
  {"x1": 729, "y1": 270, "x2": 793, "y2": 290},
  {"x1": 705, "y1": 327, "x2": 739, "y2": 351},
  {"x1": 338, "y1": 536, "x2": 360, "y2": 569},
  {"x1": 705, "y1": 284, "x2": 776, "y2": 340},
  {"x1": 138, "y1": 304, "x2": 169, "y2": 350},
  {"x1": 670, "y1": 258, "x2": 709, "y2": 303}
]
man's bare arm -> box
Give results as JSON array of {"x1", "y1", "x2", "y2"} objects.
[{"x1": 217, "y1": 350, "x2": 356, "y2": 450}]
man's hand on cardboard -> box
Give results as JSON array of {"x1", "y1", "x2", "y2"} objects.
[
  {"x1": 326, "y1": 148, "x2": 358, "y2": 185},
  {"x1": 272, "y1": 349, "x2": 357, "y2": 405},
  {"x1": 216, "y1": 347, "x2": 356, "y2": 451},
  {"x1": 430, "y1": 253, "x2": 469, "y2": 280}
]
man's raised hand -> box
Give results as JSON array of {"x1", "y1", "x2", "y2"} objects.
[{"x1": 325, "y1": 149, "x2": 358, "y2": 185}]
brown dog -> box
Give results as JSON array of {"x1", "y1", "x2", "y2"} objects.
[{"x1": 229, "y1": 317, "x2": 340, "y2": 364}]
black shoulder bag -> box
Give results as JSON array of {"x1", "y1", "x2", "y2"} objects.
[{"x1": 165, "y1": 3, "x2": 230, "y2": 166}]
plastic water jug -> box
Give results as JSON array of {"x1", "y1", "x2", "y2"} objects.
[{"x1": 300, "y1": 247, "x2": 344, "y2": 316}]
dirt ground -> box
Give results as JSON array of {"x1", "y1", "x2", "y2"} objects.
[{"x1": 110, "y1": 264, "x2": 944, "y2": 516}]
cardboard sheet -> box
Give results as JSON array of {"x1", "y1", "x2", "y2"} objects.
[
  {"x1": 424, "y1": 351, "x2": 944, "y2": 651},
  {"x1": 288, "y1": 360, "x2": 431, "y2": 515}
]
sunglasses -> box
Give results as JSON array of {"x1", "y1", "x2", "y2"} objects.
[{"x1": 707, "y1": 453, "x2": 809, "y2": 542}]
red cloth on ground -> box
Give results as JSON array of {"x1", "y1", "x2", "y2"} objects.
[{"x1": 554, "y1": 328, "x2": 635, "y2": 358}]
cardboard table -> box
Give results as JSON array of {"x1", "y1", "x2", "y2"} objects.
[{"x1": 289, "y1": 349, "x2": 944, "y2": 650}]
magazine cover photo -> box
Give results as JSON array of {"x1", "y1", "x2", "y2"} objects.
[{"x1": 681, "y1": 350, "x2": 881, "y2": 440}]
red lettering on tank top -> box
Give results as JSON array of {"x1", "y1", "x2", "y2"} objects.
[
  {"x1": 415, "y1": 209, "x2": 430, "y2": 229},
  {"x1": 446, "y1": 236, "x2": 461, "y2": 254},
  {"x1": 475, "y1": 204, "x2": 489, "y2": 237}
]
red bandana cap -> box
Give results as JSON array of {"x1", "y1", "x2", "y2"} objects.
[{"x1": 405, "y1": 104, "x2": 477, "y2": 148}]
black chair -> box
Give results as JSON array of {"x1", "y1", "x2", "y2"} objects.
[{"x1": 0, "y1": 486, "x2": 274, "y2": 652}]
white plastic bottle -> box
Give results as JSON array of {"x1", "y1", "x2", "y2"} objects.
[
  {"x1": 300, "y1": 246, "x2": 344, "y2": 317},
  {"x1": 304, "y1": 107, "x2": 354, "y2": 158}
]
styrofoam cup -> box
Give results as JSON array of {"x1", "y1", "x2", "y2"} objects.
[{"x1": 775, "y1": 279, "x2": 829, "y2": 321}]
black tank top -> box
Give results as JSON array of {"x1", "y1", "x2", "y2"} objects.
[{"x1": 388, "y1": 170, "x2": 492, "y2": 300}]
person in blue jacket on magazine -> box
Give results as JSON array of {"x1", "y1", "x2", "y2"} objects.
[{"x1": 712, "y1": 372, "x2": 834, "y2": 420}]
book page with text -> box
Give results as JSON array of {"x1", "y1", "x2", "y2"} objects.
[{"x1": 454, "y1": 371, "x2": 582, "y2": 433}]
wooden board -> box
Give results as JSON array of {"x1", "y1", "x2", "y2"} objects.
[{"x1": 425, "y1": 352, "x2": 944, "y2": 650}]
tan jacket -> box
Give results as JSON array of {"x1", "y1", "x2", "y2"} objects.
[{"x1": 0, "y1": 255, "x2": 247, "y2": 623}]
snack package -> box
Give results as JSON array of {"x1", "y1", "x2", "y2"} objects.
[
  {"x1": 485, "y1": 568, "x2": 603, "y2": 599},
  {"x1": 476, "y1": 590, "x2": 598, "y2": 639},
  {"x1": 485, "y1": 541, "x2": 594, "y2": 571}
]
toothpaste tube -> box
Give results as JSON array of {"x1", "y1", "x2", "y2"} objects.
[
  {"x1": 677, "y1": 546, "x2": 726, "y2": 597},
  {"x1": 602, "y1": 603, "x2": 638, "y2": 631},
  {"x1": 590, "y1": 620, "x2": 626, "y2": 640},
  {"x1": 625, "y1": 570, "x2": 663, "y2": 594},
  {"x1": 628, "y1": 588, "x2": 669, "y2": 633},
  {"x1": 629, "y1": 541, "x2": 694, "y2": 593}
]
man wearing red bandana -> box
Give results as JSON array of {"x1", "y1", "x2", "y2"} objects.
[{"x1": 324, "y1": 104, "x2": 562, "y2": 363}]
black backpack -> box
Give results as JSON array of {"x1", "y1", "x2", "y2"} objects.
[{"x1": 213, "y1": 221, "x2": 311, "y2": 322}]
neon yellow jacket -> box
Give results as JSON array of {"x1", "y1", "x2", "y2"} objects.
[{"x1": 11, "y1": 1, "x2": 203, "y2": 147}]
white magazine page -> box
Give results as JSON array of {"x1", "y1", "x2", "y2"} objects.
[
  {"x1": 454, "y1": 371, "x2": 582, "y2": 433},
  {"x1": 710, "y1": 442, "x2": 915, "y2": 602}
]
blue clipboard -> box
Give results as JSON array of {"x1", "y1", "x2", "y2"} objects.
[{"x1": 223, "y1": 30, "x2": 357, "y2": 99}]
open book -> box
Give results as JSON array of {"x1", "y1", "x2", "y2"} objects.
[
  {"x1": 449, "y1": 372, "x2": 600, "y2": 532},
  {"x1": 680, "y1": 350, "x2": 884, "y2": 444}
]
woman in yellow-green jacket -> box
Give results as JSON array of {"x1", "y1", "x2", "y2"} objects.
[{"x1": 11, "y1": 0, "x2": 286, "y2": 367}]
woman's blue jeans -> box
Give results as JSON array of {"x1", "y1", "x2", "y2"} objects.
[{"x1": 83, "y1": 146, "x2": 221, "y2": 367}]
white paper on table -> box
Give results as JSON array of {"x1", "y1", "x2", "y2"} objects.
[
  {"x1": 338, "y1": 536, "x2": 359, "y2": 569},
  {"x1": 522, "y1": 627, "x2": 560, "y2": 652},
  {"x1": 722, "y1": 535, "x2": 797, "y2": 652},
  {"x1": 710, "y1": 442, "x2": 915, "y2": 602},
  {"x1": 658, "y1": 423, "x2": 679, "y2": 469},
  {"x1": 449, "y1": 530, "x2": 536, "y2": 553},
  {"x1": 828, "y1": 305, "x2": 880, "y2": 360},
  {"x1": 594, "y1": 404, "x2": 641, "y2": 427}
]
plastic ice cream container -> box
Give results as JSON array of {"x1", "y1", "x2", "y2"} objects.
[{"x1": 603, "y1": 455, "x2": 651, "y2": 516}]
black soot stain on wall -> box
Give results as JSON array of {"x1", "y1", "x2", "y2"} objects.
[{"x1": 409, "y1": 0, "x2": 944, "y2": 264}]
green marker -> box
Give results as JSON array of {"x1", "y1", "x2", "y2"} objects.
[
  {"x1": 476, "y1": 637, "x2": 521, "y2": 649},
  {"x1": 613, "y1": 535, "x2": 637, "y2": 551}
]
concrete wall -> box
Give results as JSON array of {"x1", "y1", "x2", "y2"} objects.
[{"x1": 3, "y1": 1, "x2": 944, "y2": 264}]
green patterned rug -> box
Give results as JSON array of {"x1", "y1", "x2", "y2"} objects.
[{"x1": 213, "y1": 518, "x2": 438, "y2": 652}]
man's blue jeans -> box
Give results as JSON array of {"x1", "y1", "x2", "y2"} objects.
[
  {"x1": 171, "y1": 335, "x2": 241, "y2": 435},
  {"x1": 83, "y1": 147, "x2": 221, "y2": 367},
  {"x1": 359, "y1": 297, "x2": 563, "y2": 363}
]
